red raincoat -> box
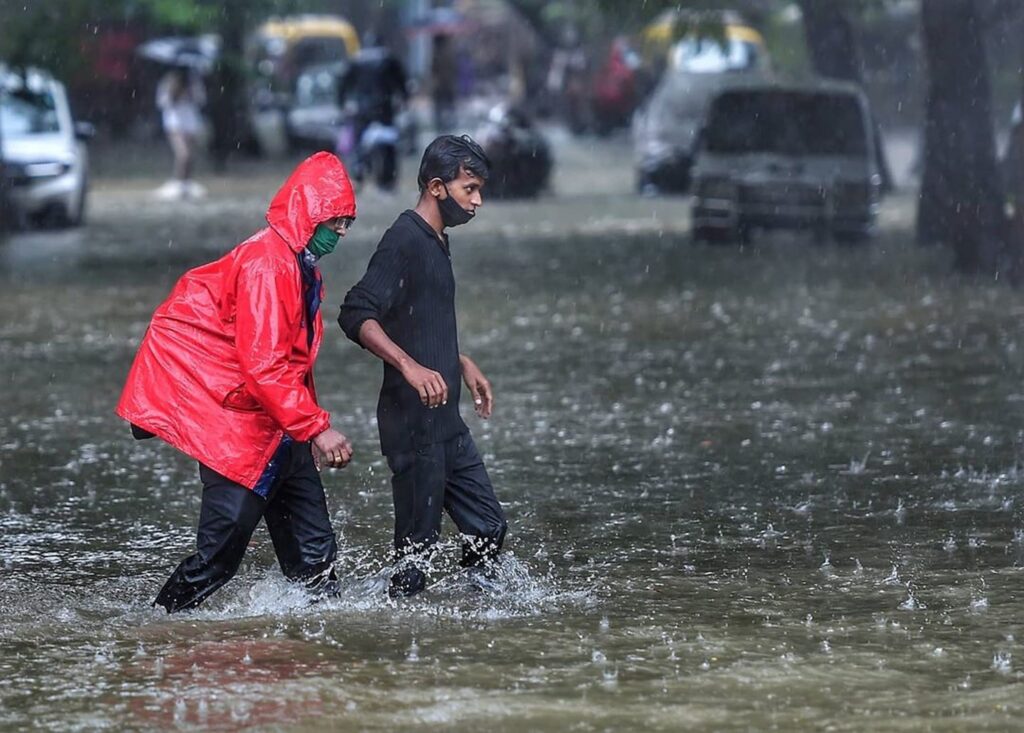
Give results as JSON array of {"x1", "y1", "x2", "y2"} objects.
[{"x1": 116, "y1": 152, "x2": 356, "y2": 489}]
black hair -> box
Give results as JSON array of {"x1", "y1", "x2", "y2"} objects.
[{"x1": 417, "y1": 134, "x2": 491, "y2": 192}]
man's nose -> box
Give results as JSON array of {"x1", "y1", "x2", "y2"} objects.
[{"x1": 471, "y1": 192, "x2": 483, "y2": 207}]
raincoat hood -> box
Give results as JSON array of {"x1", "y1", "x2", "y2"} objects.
[{"x1": 266, "y1": 152, "x2": 356, "y2": 251}]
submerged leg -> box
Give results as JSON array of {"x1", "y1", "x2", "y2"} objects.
[
  {"x1": 387, "y1": 443, "x2": 446, "y2": 597},
  {"x1": 263, "y1": 442, "x2": 339, "y2": 597},
  {"x1": 444, "y1": 433, "x2": 507, "y2": 571},
  {"x1": 154, "y1": 466, "x2": 265, "y2": 613}
]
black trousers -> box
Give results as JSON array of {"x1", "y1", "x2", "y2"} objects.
[
  {"x1": 386, "y1": 431, "x2": 507, "y2": 594},
  {"x1": 154, "y1": 441, "x2": 338, "y2": 613}
]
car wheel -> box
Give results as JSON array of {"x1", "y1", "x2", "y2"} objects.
[{"x1": 67, "y1": 176, "x2": 88, "y2": 227}]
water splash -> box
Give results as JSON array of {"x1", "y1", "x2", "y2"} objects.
[
  {"x1": 847, "y1": 451, "x2": 871, "y2": 475},
  {"x1": 992, "y1": 651, "x2": 1012, "y2": 675},
  {"x1": 898, "y1": 584, "x2": 926, "y2": 611}
]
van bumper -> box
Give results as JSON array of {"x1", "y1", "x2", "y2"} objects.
[{"x1": 694, "y1": 197, "x2": 875, "y2": 235}]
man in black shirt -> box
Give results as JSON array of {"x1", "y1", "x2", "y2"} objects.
[{"x1": 338, "y1": 135, "x2": 507, "y2": 597}]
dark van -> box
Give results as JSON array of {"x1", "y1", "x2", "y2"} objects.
[{"x1": 691, "y1": 79, "x2": 881, "y2": 243}]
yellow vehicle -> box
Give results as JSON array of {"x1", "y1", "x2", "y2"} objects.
[
  {"x1": 248, "y1": 14, "x2": 360, "y2": 87},
  {"x1": 641, "y1": 10, "x2": 769, "y2": 74},
  {"x1": 245, "y1": 15, "x2": 361, "y2": 155}
]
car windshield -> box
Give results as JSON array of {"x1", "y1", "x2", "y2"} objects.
[
  {"x1": 292, "y1": 36, "x2": 349, "y2": 67},
  {"x1": 704, "y1": 90, "x2": 867, "y2": 156},
  {"x1": 1, "y1": 87, "x2": 60, "y2": 136}
]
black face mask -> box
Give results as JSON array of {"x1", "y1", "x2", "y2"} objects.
[{"x1": 438, "y1": 184, "x2": 474, "y2": 228}]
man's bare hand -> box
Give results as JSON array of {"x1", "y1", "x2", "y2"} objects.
[
  {"x1": 402, "y1": 362, "x2": 448, "y2": 408},
  {"x1": 460, "y1": 355, "x2": 493, "y2": 418},
  {"x1": 312, "y1": 428, "x2": 353, "y2": 470}
]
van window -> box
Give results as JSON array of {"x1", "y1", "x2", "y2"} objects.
[
  {"x1": 0, "y1": 88, "x2": 60, "y2": 136},
  {"x1": 705, "y1": 90, "x2": 867, "y2": 156},
  {"x1": 291, "y1": 37, "x2": 349, "y2": 68}
]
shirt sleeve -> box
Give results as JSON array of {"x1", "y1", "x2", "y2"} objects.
[
  {"x1": 234, "y1": 258, "x2": 330, "y2": 441},
  {"x1": 338, "y1": 230, "x2": 407, "y2": 347}
]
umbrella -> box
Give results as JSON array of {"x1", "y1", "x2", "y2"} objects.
[{"x1": 136, "y1": 35, "x2": 220, "y2": 73}]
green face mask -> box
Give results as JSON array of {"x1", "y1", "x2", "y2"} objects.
[{"x1": 307, "y1": 223, "x2": 340, "y2": 259}]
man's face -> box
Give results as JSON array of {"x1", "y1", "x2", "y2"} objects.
[{"x1": 436, "y1": 167, "x2": 485, "y2": 214}]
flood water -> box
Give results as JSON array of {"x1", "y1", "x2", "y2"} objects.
[{"x1": 2, "y1": 140, "x2": 1023, "y2": 730}]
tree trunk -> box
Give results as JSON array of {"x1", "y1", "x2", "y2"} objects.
[
  {"x1": 798, "y1": 0, "x2": 863, "y2": 80},
  {"x1": 207, "y1": 0, "x2": 249, "y2": 169},
  {"x1": 797, "y1": 0, "x2": 894, "y2": 192},
  {"x1": 917, "y1": 0, "x2": 1007, "y2": 275}
]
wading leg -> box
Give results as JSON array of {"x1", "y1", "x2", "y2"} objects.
[{"x1": 154, "y1": 466, "x2": 265, "y2": 613}]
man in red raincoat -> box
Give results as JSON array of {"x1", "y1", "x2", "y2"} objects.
[{"x1": 117, "y1": 152, "x2": 357, "y2": 612}]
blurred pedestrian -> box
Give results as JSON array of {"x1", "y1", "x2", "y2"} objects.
[
  {"x1": 430, "y1": 35, "x2": 458, "y2": 131},
  {"x1": 118, "y1": 153, "x2": 358, "y2": 613},
  {"x1": 155, "y1": 67, "x2": 205, "y2": 200},
  {"x1": 338, "y1": 135, "x2": 507, "y2": 598},
  {"x1": 336, "y1": 32, "x2": 409, "y2": 186},
  {"x1": 546, "y1": 27, "x2": 589, "y2": 132}
]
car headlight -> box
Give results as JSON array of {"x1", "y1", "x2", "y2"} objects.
[{"x1": 23, "y1": 161, "x2": 72, "y2": 179}]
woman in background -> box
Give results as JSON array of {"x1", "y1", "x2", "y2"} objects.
[{"x1": 155, "y1": 67, "x2": 206, "y2": 199}]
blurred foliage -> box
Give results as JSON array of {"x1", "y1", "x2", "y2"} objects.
[
  {"x1": 1, "y1": 1, "x2": 111, "y2": 76},
  {"x1": 0, "y1": 1, "x2": 195, "y2": 76},
  {"x1": 138, "y1": 0, "x2": 217, "y2": 31},
  {"x1": 0, "y1": 0, "x2": 299, "y2": 77}
]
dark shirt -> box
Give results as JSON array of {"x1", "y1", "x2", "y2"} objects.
[{"x1": 338, "y1": 210, "x2": 466, "y2": 455}]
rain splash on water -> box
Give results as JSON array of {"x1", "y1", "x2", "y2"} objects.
[{"x1": 2, "y1": 187, "x2": 1024, "y2": 729}]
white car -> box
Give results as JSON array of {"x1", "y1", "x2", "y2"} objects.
[{"x1": 1, "y1": 65, "x2": 90, "y2": 227}]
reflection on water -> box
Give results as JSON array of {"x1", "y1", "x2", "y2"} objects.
[{"x1": 2, "y1": 187, "x2": 1024, "y2": 729}]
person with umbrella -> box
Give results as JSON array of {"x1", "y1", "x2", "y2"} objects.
[
  {"x1": 138, "y1": 36, "x2": 217, "y2": 200},
  {"x1": 154, "y1": 66, "x2": 206, "y2": 200}
]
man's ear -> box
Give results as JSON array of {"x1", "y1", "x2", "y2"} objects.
[{"x1": 426, "y1": 177, "x2": 446, "y2": 198}]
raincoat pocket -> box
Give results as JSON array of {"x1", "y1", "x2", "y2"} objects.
[{"x1": 221, "y1": 383, "x2": 262, "y2": 413}]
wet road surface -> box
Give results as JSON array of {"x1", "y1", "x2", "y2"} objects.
[{"x1": 1, "y1": 135, "x2": 1023, "y2": 730}]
